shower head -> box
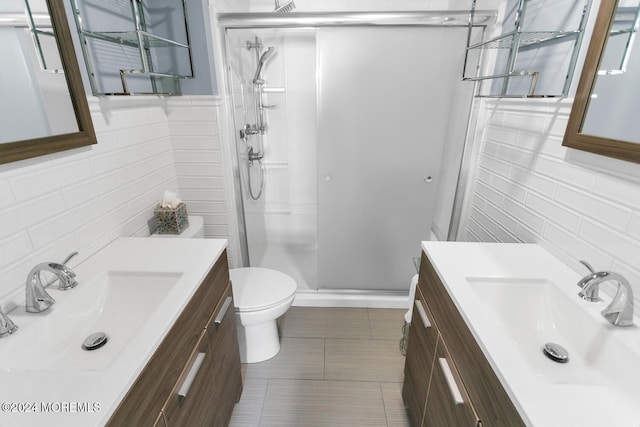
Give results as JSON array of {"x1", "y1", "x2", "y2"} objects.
[
  {"x1": 274, "y1": 0, "x2": 295, "y2": 13},
  {"x1": 253, "y1": 47, "x2": 275, "y2": 83}
]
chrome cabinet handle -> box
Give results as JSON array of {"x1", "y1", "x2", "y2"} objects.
[
  {"x1": 414, "y1": 300, "x2": 432, "y2": 329},
  {"x1": 438, "y1": 357, "x2": 464, "y2": 405},
  {"x1": 178, "y1": 353, "x2": 206, "y2": 399},
  {"x1": 214, "y1": 296, "x2": 233, "y2": 328}
]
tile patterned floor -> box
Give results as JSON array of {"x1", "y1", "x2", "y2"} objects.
[{"x1": 229, "y1": 307, "x2": 410, "y2": 427}]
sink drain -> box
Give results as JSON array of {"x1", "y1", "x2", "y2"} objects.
[
  {"x1": 543, "y1": 342, "x2": 569, "y2": 363},
  {"x1": 82, "y1": 332, "x2": 108, "y2": 351}
]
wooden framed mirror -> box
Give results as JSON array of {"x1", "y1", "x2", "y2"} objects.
[
  {"x1": 0, "y1": 0, "x2": 96, "y2": 165},
  {"x1": 563, "y1": 0, "x2": 640, "y2": 164}
]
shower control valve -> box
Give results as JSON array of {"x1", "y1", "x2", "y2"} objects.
[
  {"x1": 248, "y1": 146, "x2": 263, "y2": 163},
  {"x1": 240, "y1": 124, "x2": 260, "y2": 140}
]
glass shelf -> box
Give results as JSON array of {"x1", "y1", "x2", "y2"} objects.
[
  {"x1": 468, "y1": 30, "x2": 581, "y2": 50},
  {"x1": 71, "y1": 0, "x2": 193, "y2": 95},
  {"x1": 463, "y1": 0, "x2": 593, "y2": 98},
  {"x1": 83, "y1": 30, "x2": 189, "y2": 49}
]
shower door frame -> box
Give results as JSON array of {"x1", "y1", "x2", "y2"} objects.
[{"x1": 217, "y1": 11, "x2": 496, "y2": 268}]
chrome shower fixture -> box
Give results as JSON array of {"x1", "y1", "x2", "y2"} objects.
[
  {"x1": 253, "y1": 47, "x2": 275, "y2": 83},
  {"x1": 274, "y1": 0, "x2": 296, "y2": 13}
]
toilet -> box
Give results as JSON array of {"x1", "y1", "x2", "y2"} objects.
[
  {"x1": 152, "y1": 215, "x2": 297, "y2": 364},
  {"x1": 230, "y1": 267, "x2": 296, "y2": 363}
]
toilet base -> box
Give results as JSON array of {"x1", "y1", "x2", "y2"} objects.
[{"x1": 236, "y1": 316, "x2": 280, "y2": 364}]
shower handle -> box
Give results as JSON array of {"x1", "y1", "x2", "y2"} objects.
[
  {"x1": 240, "y1": 124, "x2": 260, "y2": 140},
  {"x1": 248, "y1": 146, "x2": 263, "y2": 163}
]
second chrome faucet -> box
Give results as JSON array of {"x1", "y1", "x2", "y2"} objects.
[
  {"x1": 25, "y1": 252, "x2": 79, "y2": 313},
  {"x1": 577, "y1": 260, "x2": 634, "y2": 327}
]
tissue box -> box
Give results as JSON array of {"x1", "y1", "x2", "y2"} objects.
[{"x1": 154, "y1": 203, "x2": 189, "y2": 235}]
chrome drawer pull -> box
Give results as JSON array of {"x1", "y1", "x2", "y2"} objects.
[
  {"x1": 414, "y1": 300, "x2": 432, "y2": 328},
  {"x1": 178, "y1": 353, "x2": 206, "y2": 399},
  {"x1": 214, "y1": 296, "x2": 233, "y2": 328},
  {"x1": 438, "y1": 357, "x2": 464, "y2": 405}
]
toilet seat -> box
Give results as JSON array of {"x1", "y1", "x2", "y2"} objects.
[{"x1": 230, "y1": 267, "x2": 297, "y2": 312}]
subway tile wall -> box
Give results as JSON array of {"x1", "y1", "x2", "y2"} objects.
[
  {"x1": 462, "y1": 98, "x2": 640, "y2": 304},
  {"x1": 165, "y1": 96, "x2": 241, "y2": 267},
  {"x1": 0, "y1": 98, "x2": 177, "y2": 308},
  {"x1": 0, "y1": 96, "x2": 238, "y2": 310}
]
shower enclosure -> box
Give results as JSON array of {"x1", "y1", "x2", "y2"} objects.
[{"x1": 220, "y1": 12, "x2": 481, "y2": 294}]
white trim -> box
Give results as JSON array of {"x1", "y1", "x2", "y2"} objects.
[{"x1": 292, "y1": 290, "x2": 410, "y2": 309}]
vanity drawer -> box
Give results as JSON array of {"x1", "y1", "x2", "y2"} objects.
[
  {"x1": 424, "y1": 336, "x2": 480, "y2": 426},
  {"x1": 162, "y1": 283, "x2": 242, "y2": 426},
  {"x1": 402, "y1": 286, "x2": 438, "y2": 426},
  {"x1": 419, "y1": 252, "x2": 524, "y2": 427},
  {"x1": 161, "y1": 329, "x2": 215, "y2": 426},
  {"x1": 106, "y1": 251, "x2": 230, "y2": 426}
]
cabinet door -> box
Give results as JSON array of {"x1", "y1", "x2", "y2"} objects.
[
  {"x1": 163, "y1": 284, "x2": 241, "y2": 427},
  {"x1": 152, "y1": 413, "x2": 166, "y2": 427},
  {"x1": 162, "y1": 329, "x2": 217, "y2": 426},
  {"x1": 402, "y1": 286, "x2": 439, "y2": 427},
  {"x1": 423, "y1": 336, "x2": 480, "y2": 427},
  {"x1": 206, "y1": 285, "x2": 243, "y2": 426}
]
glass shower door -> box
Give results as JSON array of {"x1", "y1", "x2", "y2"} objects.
[{"x1": 316, "y1": 27, "x2": 467, "y2": 291}]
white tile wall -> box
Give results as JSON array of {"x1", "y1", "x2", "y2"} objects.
[
  {"x1": 0, "y1": 97, "x2": 178, "y2": 309},
  {"x1": 0, "y1": 95, "x2": 239, "y2": 311},
  {"x1": 462, "y1": 98, "x2": 640, "y2": 305},
  {"x1": 165, "y1": 96, "x2": 241, "y2": 267}
]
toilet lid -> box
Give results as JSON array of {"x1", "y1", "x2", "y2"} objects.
[{"x1": 230, "y1": 267, "x2": 297, "y2": 311}]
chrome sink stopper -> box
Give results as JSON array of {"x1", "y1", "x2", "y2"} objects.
[
  {"x1": 82, "y1": 332, "x2": 108, "y2": 351},
  {"x1": 543, "y1": 342, "x2": 569, "y2": 363}
]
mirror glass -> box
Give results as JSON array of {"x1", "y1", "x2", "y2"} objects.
[
  {"x1": 563, "y1": 0, "x2": 640, "y2": 164},
  {"x1": 0, "y1": 0, "x2": 78, "y2": 144},
  {"x1": 582, "y1": 2, "x2": 640, "y2": 143},
  {"x1": 0, "y1": 0, "x2": 97, "y2": 164}
]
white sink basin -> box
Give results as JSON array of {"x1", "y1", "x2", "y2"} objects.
[
  {"x1": 467, "y1": 277, "x2": 640, "y2": 391},
  {"x1": 421, "y1": 241, "x2": 640, "y2": 426},
  {"x1": 1, "y1": 271, "x2": 181, "y2": 371},
  {"x1": 0, "y1": 237, "x2": 228, "y2": 427}
]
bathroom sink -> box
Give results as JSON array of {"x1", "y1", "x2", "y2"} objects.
[
  {"x1": 1, "y1": 271, "x2": 181, "y2": 371},
  {"x1": 467, "y1": 277, "x2": 640, "y2": 394},
  {"x1": 420, "y1": 242, "x2": 640, "y2": 426}
]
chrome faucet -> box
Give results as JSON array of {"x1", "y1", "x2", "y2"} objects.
[
  {"x1": 25, "y1": 261, "x2": 78, "y2": 313},
  {"x1": 0, "y1": 306, "x2": 18, "y2": 338},
  {"x1": 577, "y1": 260, "x2": 599, "y2": 301},
  {"x1": 577, "y1": 261, "x2": 634, "y2": 327}
]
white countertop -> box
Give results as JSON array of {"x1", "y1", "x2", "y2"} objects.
[
  {"x1": 0, "y1": 237, "x2": 227, "y2": 427},
  {"x1": 422, "y1": 241, "x2": 640, "y2": 427}
]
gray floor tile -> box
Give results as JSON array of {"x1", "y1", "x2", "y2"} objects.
[
  {"x1": 280, "y1": 307, "x2": 372, "y2": 339},
  {"x1": 260, "y1": 379, "x2": 388, "y2": 426},
  {"x1": 229, "y1": 378, "x2": 268, "y2": 427},
  {"x1": 381, "y1": 382, "x2": 411, "y2": 427},
  {"x1": 325, "y1": 338, "x2": 405, "y2": 383},
  {"x1": 368, "y1": 308, "x2": 407, "y2": 340},
  {"x1": 243, "y1": 337, "x2": 325, "y2": 380},
  {"x1": 231, "y1": 307, "x2": 411, "y2": 426}
]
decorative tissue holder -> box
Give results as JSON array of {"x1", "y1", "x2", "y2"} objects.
[{"x1": 154, "y1": 202, "x2": 189, "y2": 235}]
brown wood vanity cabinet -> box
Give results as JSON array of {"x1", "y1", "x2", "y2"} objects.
[
  {"x1": 107, "y1": 250, "x2": 243, "y2": 427},
  {"x1": 402, "y1": 252, "x2": 526, "y2": 427}
]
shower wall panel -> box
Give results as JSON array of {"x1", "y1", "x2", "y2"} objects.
[
  {"x1": 230, "y1": 29, "x2": 319, "y2": 290},
  {"x1": 317, "y1": 27, "x2": 467, "y2": 291}
]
